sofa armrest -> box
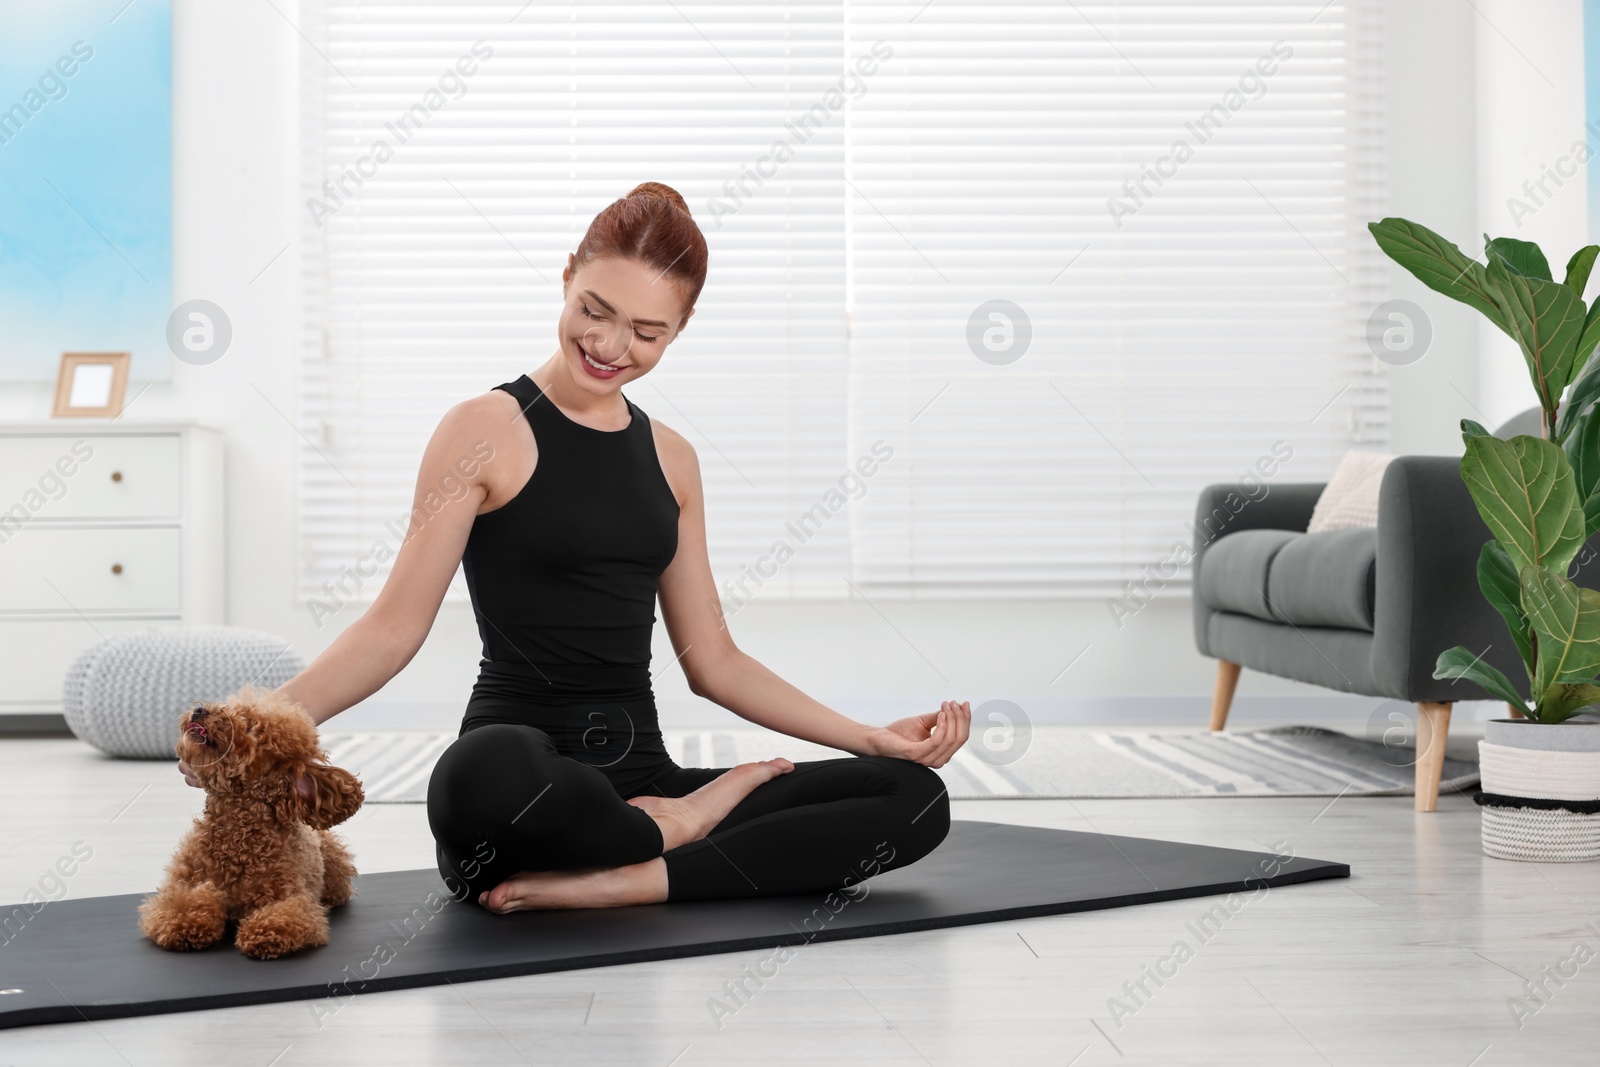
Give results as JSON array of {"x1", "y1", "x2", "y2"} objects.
[
  {"x1": 1191, "y1": 482, "x2": 1326, "y2": 657},
  {"x1": 1371, "y1": 455, "x2": 1528, "y2": 702}
]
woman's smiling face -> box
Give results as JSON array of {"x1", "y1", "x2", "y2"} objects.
[{"x1": 559, "y1": 253, "x2": 695, "y2": 387}]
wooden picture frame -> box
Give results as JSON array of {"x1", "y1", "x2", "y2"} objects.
[{"x1": 52, "y1": 352, "x2": 131, "y2": 418}]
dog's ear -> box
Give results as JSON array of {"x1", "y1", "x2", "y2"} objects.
[{"x1": 276, "y1": 762, "x2": 364, "y2": 829}]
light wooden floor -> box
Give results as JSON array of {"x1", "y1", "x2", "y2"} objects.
[{"x1": 1, "y1": 725, "x2": 1596, "y2": 1067}]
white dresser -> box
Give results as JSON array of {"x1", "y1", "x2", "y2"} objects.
[{"x1": 0, "y1": 423, "x2": 224, "y2": 731}]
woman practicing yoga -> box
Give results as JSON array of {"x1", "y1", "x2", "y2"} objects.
[{"x1": 179, "y1": 182, "x2": 970, "y2": 912}]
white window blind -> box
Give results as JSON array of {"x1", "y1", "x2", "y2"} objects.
[
  {"x1": 843, "y1": 0, "x2": 1388, "y2": 598},
  {"x1": 297, "y1": 0, "x2": 1386, "y2": 605},
  {"x1": 296, "y1": 1, "x2": 854, "y2": 605}
]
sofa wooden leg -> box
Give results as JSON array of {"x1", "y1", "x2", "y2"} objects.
[
  {"x1": 1414, "y1": 702, "x2": 1452, "y2": 813},
  {"x1": 1210, "y1": 661, "x2": 1241, "y2": 732},
  {"x1": 1506, "y1": 703, "x2": 1526, "y2": 720}
]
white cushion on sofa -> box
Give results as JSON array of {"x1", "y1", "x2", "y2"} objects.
[{"x1": 1307, "y1": 450, "x2": 1395, "y2": 532}]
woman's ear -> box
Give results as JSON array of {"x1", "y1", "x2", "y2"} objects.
[{"x1": 278, "y1": 762, "x2": 365, "y2": 829}]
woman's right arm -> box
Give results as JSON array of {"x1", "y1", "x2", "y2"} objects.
[
  {"x1": 180, "y1": 399, "x2": 510, "y2": 788},
  {"x1": 277, "y1": 397, "x2": 513, "y2": 727}
]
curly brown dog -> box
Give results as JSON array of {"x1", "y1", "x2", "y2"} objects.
[{"x1": 137, "y1": 685, "x2": 365, "y2": 960}]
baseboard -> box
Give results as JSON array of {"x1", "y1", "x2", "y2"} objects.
[{"x1": 0, "y1": 713, "x2": 71, "y2": 737}]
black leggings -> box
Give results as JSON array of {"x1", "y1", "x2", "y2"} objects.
[{"x1": 426, "y1": 722, "x2": 952, "y2": 905}]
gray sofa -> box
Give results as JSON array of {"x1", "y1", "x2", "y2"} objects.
[{"x1": 1192, "y1": 413, "x2": 1572, "y2": 812}]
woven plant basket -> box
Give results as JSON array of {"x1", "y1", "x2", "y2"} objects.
[
  {"x1": 1479, "y1": 805, "x2": 1600, "y2": 862},
  {"x1": 1477, "y1": 718, "x2": 1600, "y2": 863}
]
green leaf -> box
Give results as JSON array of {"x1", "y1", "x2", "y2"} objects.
[
  {"x1": 1566, "y1": 245, "x2": 1600, "y2": 296},
  {"x1": 1484, "y1": 255, "x2": 1588, "y2": 418},
  {"x1": 1477, "y1": 540, "x2": 1535, "y2": 677},
  {"x1": 1564, "y1": 398, "x2": 1600, "y2": 535},
  {"x1": 1460, "y1": 418, "x2": 1492, "y2": 446},
  {"x1": 1520, "y1": 565, "x2": 1600, "y2": 698},
  {"x1": 1535, "y1": 682, "x2": 1600, "y2": 724},
  {"x1": 1570, "y1": 295, "x2": 1600, "y2": 391},
  {"x1": 1557, "y1": 354, "x2": 1600, "y2": 441},
  {"x1": 1460, "y1": 434, "x2": 1586, "y2": 573},
  {"x1": 1434, "y1": 646, "x2": 1529, "y2": 709},
  {"x1": 1368, "y1": 219, "x2": 1508, "y2": 333},
  {"x1": 1486, "y1": 234, "x2": 1554, "y2": 280}
]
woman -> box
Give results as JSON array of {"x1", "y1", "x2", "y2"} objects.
[{"x1": 181, "y1": 182, "x2": 970, "y2": 913}]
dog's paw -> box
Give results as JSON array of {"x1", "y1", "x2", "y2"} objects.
[
  {"x1": 235, "y1": 897, "x2": 330, "y2": 960},
  {"x1": 138, "y1": 886, "x2": 228, "y2": 951},
  {"x1": 319, "y1": 883, "x2": 354, "y2": 908}
]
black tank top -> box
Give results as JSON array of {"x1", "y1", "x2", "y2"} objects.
[{"x1": 460, "y1": 374, "x2": 680, "y2": 674}]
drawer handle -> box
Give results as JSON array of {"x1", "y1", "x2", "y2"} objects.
[
  {"x1": 111, "y1": 471, "x2": 123, "y2": 482},
  {"x1": 111, "y1": 563, "x2": 123, "y2": 575}
]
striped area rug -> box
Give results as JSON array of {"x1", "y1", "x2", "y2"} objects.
[
  {"x1": 321, "y1": 725, "x2": 1479, "y2": 804},
  {"x1": 319, "y1": 732, "x2": 456, "y2": 806}
]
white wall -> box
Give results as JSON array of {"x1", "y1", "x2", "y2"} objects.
[
  {"x1": 1475, "y1": 0, "x2": 1588, "y2": 431},
  {"x1": 1385, "y1": 0, "x2": 1482, "y2": 457},
  {"x1": 0, "y1": 0, "x2": 1508, "y2": 730}
]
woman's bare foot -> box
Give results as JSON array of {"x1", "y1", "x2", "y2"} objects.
[
  {"x1": 479, "y1": 858, "x2": 668, "y2": 914},
  {"x1": 475, "y1": 758, "x2": 794, "y2": 914},
  {"x1": 626, "y1": 758, "x2": 794, "y2": 851}
]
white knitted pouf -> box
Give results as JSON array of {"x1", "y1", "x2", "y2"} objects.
[{"x1": 62, "y1": 628, "x2": 305, "y2": 759}]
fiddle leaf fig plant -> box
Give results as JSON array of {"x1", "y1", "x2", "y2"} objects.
[
  {"x1": 1369, "y1": 217, "x2": 1600, "y2": 722},
  {"x1": 1457, "y1": 434, "x2": 1585, "y2": 573}
]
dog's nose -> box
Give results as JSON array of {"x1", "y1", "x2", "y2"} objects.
[{"x1": 188, "y1": 706, "x2": 207, "y2": 723}]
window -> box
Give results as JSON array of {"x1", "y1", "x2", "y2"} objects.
[{"x1": 297, "y1": 0, "x2": 1386, "y2": 606}]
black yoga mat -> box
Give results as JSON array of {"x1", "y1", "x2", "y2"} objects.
[{"x1": 0, "y1": 820, "x2": 1346, "y2": 1029}]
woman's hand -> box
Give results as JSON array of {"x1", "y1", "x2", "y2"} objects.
[
  {"x1": 177, "y1": 758, "x2": 201, "y2": 788},
  {"x1": 866, "y1": 700, "x2": 971, "y2": 767}
]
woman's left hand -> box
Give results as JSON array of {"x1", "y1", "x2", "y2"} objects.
[{"x1": 866, "y1": 700, "x2": 971, "y2": 768}]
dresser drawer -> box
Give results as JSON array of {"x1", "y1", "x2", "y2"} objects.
[
  {"x1": 0, "y1": 619, "x2": 180, "y2": 705},
  {"x1": 0, "y1": 527, "x2": 182, "y2": 612},
  {"x1": 0, "y1": 435, "x2": 181, "y2": 519}
]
